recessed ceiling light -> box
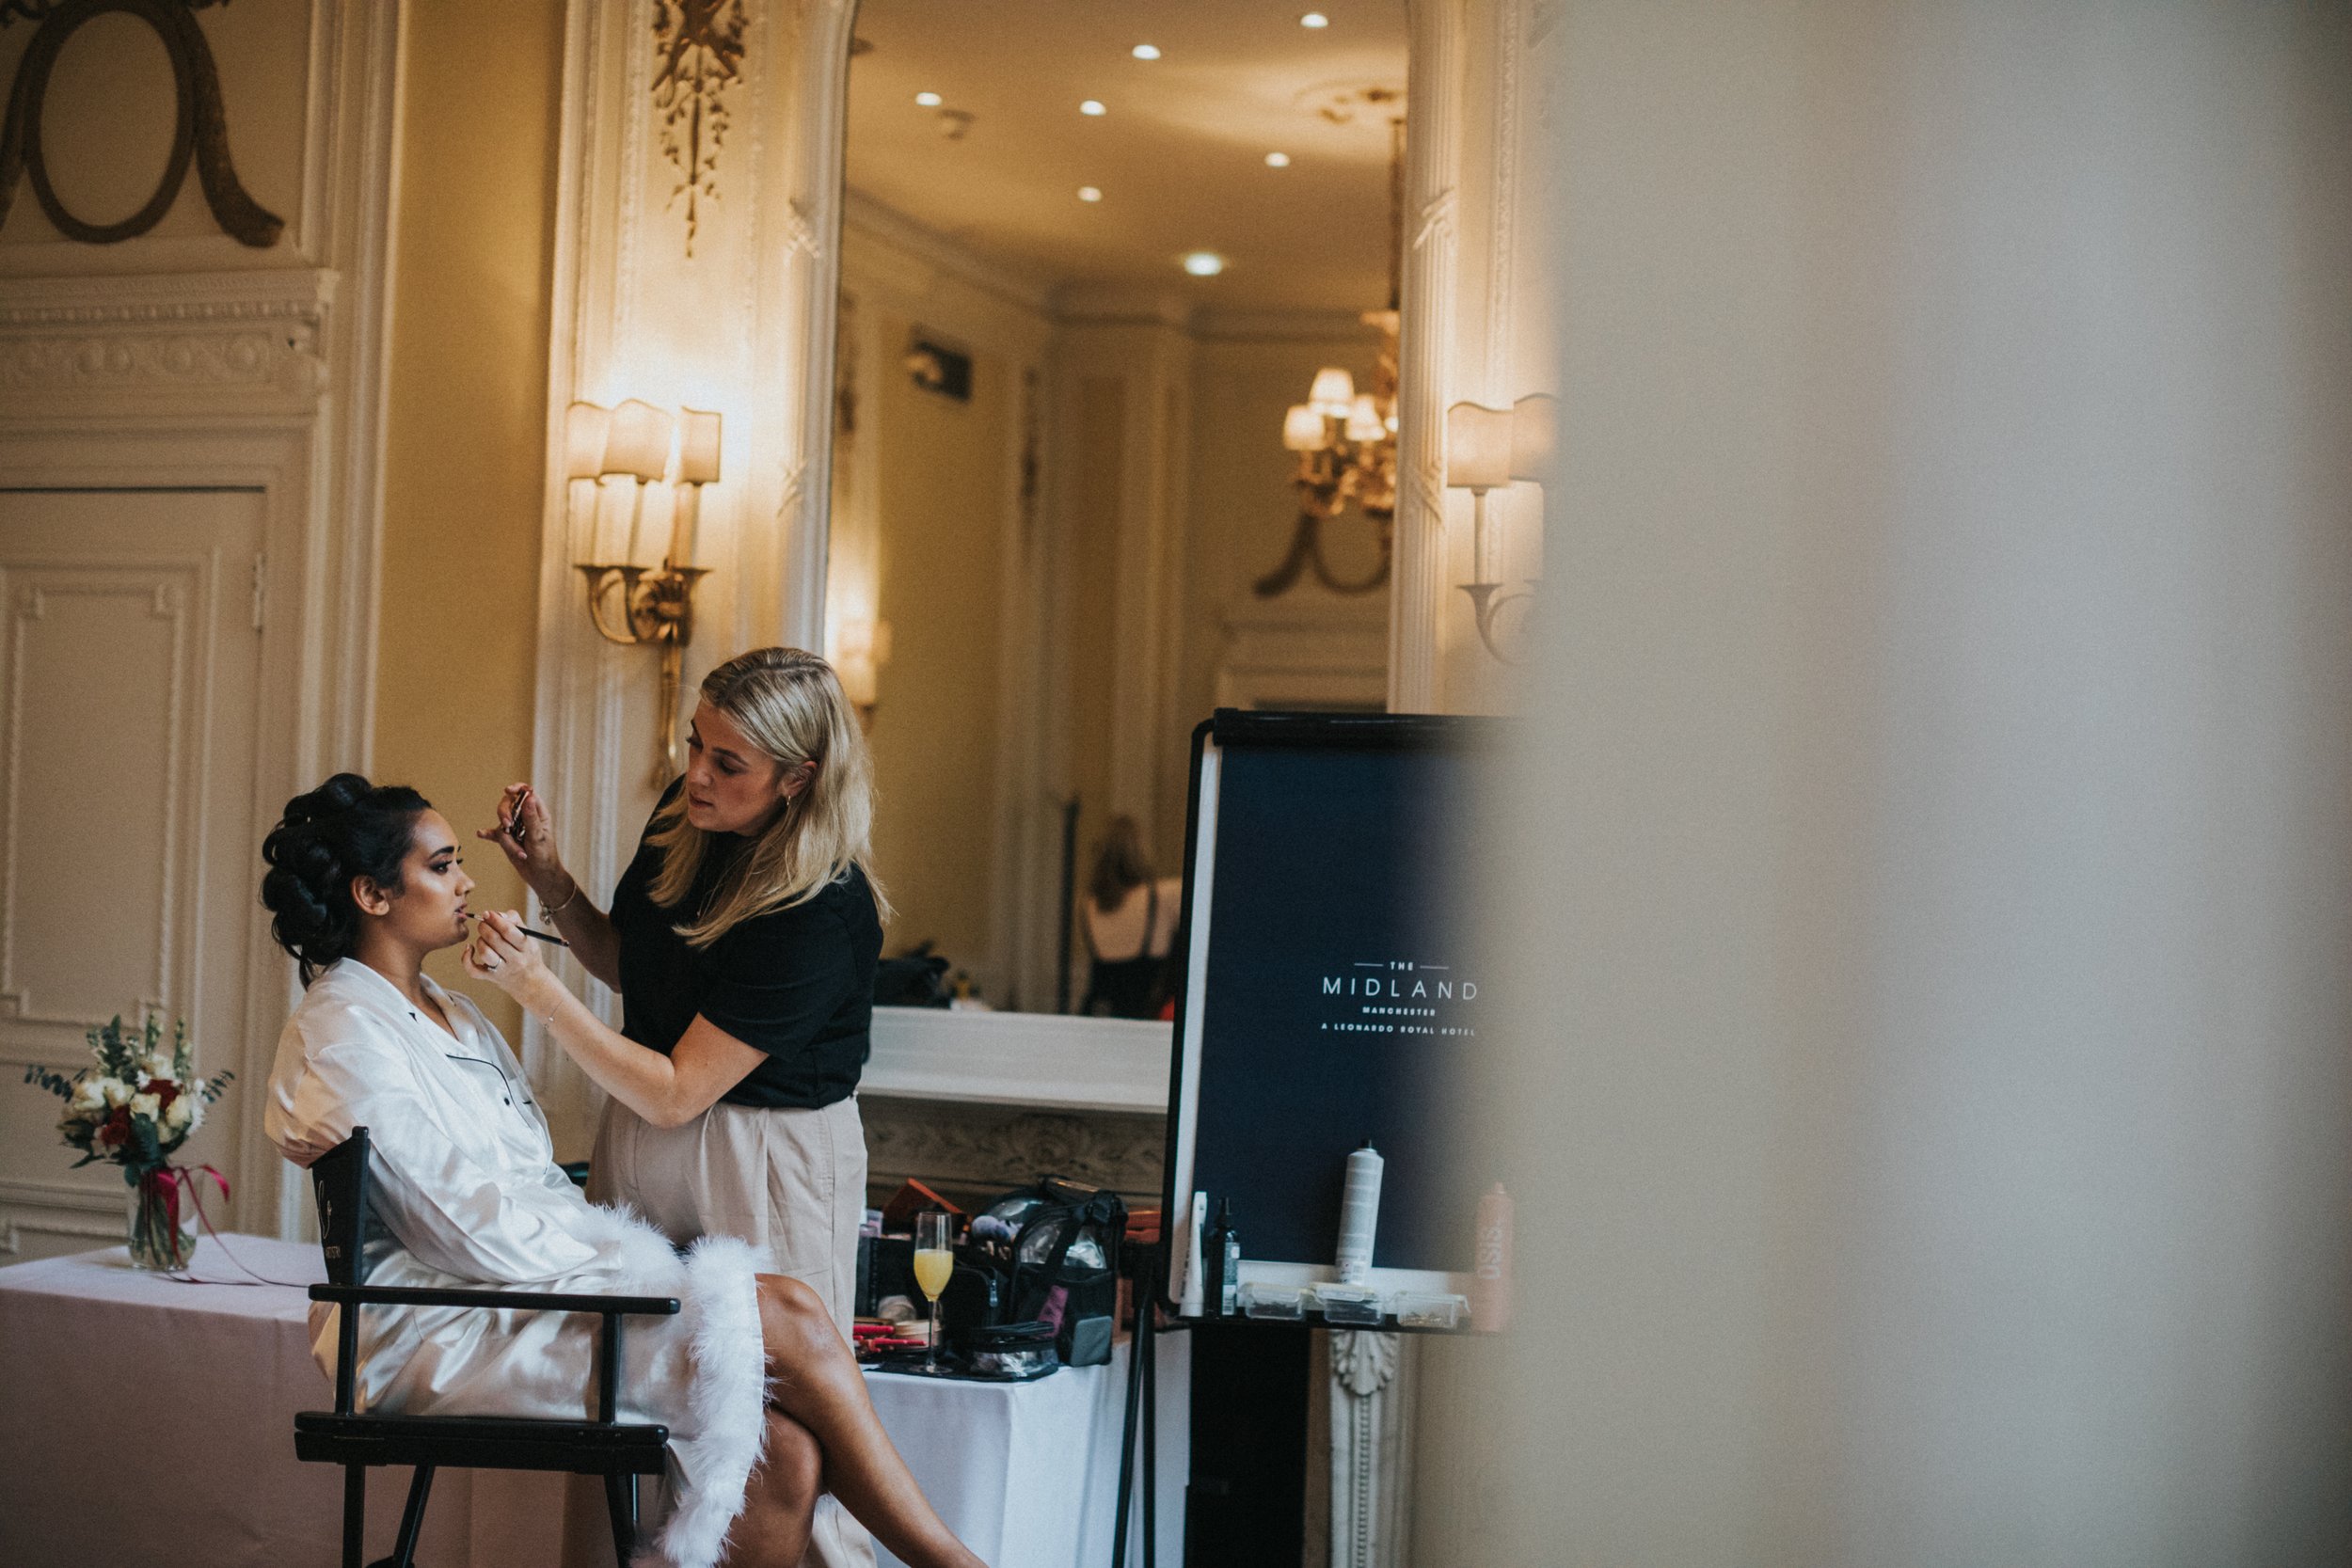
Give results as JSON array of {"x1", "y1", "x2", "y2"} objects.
[
  {"x1": 1300, "y1": 12, "x2": 1330, "y2": 27},
  {"x1": 1078, "y1": 185, "x2": 1104, "y2": 202},
  {"x1": 1080, "y1": 99, "x2": 1106, "y2": 117},
  {"x1": 1182, "y1": 251, "x2": 1226, "y2": 277},
  {"x1": 1132, "y1": 43, "x2": 1162, "y2": 60},
  {"x1": 1265, "y1": 151, "x2": 1293, "y2": 167},
  {"x1": 914, "y1": 90, "x2": 942, "y2": 107}
]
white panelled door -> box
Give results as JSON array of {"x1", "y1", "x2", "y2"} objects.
[{"x1": 0, "y1": 489, "x2": 265, "y2": 1259}]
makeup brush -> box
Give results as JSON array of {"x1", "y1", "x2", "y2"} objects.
[{"x1": 466, "y1": 913, "x2": 570, "y2": 949}]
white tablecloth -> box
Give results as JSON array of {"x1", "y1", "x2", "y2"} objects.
[
  {"x1": 864, "y1": 1342, "x2": 1187, "y2": 1568},
  {"x1": 0, "y1": 1236, "x2": 1186, "y2": 1568}
]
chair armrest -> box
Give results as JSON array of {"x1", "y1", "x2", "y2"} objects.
[{"x1": 308, "y1": 1284, "x2": 680, "y2": 1316}]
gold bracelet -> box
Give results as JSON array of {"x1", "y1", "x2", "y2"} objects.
[{"x1": 541, "y1": 875, "x2": 580, "y2": 921}]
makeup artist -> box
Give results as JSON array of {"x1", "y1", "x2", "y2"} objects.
[{"x1": 469, "y1": 646, "x2": 886, "y2": 1568}]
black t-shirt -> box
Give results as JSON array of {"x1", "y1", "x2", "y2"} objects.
[{"x1": 609, "y1": 794, "x2": 882, "y2": 1109}]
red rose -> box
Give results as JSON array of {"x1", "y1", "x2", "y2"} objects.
[
  {"x1": 97, "y1": 1107, "x2": 131, "y2": 1148},
  {"x1": 150, "y1": 1082, "x2": 179, "y2": 1112}
]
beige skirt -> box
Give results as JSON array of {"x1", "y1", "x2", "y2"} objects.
[
  {"x1": 579, "y1": 1095, "x2": 876, "y2": 1568},
  {"x1": 587, "y1": 1093, "x2": 868, "y2": 1337}
]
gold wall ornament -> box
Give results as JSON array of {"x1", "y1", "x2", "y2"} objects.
[
  {"x1": 652, "y1": 0, "x2": 747, "y2": 258},
  {"x1": 0, "y1": 0, "x2": 282, "y2": 247}
]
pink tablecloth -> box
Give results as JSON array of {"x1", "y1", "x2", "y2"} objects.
[
  {"x1": 0, "y1": 1234, "x2": 564, "y2": 1568},
  {"x1": 0, "y1": 1234, "x2": 1189, "y2": 1568}
]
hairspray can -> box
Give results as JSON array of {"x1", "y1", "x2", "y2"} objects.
[
  {"x1": 1470, "y1": 1182, "x2": 1514, "y2": 1330},
  {"x1": 1179, "y1": 1190, "x2": 1207, "y2": 1316},
  {"x1": 1335, "y1": 1142, "x2": 1383, "y2": 1285}
]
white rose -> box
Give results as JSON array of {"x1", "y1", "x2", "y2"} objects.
[
  {"x1": 70, "y1": 1079, "x2": 105, "y2": 1113},
  {"x1": 130, "y1": 1092, "x2": 161, "y2": 1121},
  {"x1": 101, "y1": 1077, "x2": 133, "y2": 1108},
  {"x1": 165, "y1": 1095, "x2": 194, "y2": 1130},
  {"x1": 143, "y1": 1052, "x2": 176, "y2": 1083}
]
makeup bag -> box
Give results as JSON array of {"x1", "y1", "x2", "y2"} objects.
[{"x1": 946, "y1": 1176, "x2": 1126, "y2": 1368}]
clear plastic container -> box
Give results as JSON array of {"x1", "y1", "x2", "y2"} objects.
[
  {"x1": 1391, "y1": 1291, "x2": 1469, "y2": 1331},
  {"x1": 1238, "y1": 1282, "x2": 1311, "y2": 1320},
  {"x1": 1313, "y1": 1282, "x2": 1384, "y2": 1325},
  {"x1": 963, "y1": 1321, "x2": 1058, "y2": 1379}
]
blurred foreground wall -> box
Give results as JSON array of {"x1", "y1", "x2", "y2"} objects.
[{"x1": 1455, "y1": 4, "x2": 2352, "y2": 1562}]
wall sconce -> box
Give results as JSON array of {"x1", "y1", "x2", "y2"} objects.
[
  {"x1": 1444, "y1": 393, "x2": 1556, "y2": 662},
  {"x1": 565, "y1": 399, "x2": 721, "y2": 782},
  {"x1": 830, "y1": 615, "x2": 893, "y2": 721}
]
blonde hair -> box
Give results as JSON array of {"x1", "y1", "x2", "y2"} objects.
[{"x1": 647, "y1": 647, "x2": 890, "y2": 945}]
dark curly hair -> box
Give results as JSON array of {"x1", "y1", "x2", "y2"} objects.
[{"x1": 260, "y1": 773, "x2": 432, "y2": 983}]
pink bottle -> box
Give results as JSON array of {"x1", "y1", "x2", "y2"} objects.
[{"x1": 1470, "y1": 1182, "x2": 1513, "y2": 1330}]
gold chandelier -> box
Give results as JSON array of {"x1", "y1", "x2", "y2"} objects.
[{"x1": 1255, "y1": 118, "x2": 1405, "y2": 599}]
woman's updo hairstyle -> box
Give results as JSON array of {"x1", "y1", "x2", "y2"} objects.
[{"x1": 261, "y1": 772, "x2": 431, "y2": 983}]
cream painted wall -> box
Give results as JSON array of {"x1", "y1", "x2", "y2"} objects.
[
  {"x1": 373, "y1": 0, "x2": 565, "y2": 1040},
  {"x1": 865, "y1": 311, "x2": 1012, "y2": 978}
]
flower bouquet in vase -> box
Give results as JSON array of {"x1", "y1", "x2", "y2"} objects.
[{"x1": 24, "y1": 1016, "x2": 234, "y2": 1271}]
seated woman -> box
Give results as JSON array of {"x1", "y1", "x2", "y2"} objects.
[{"x1": 260, "y1": 773, "x2": 983, "y2": 1568}]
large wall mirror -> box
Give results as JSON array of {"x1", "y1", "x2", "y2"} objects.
[{"x1": 829, "y1": 0, "x2": 1408, "y2": 1018}]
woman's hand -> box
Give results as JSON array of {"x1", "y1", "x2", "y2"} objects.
[
  {"x1": 478, "y1": 784, "x2": 573, "y2": 907},
  {"x1": 464, "y1": 910, "x2": 564, "y2": 1020}
]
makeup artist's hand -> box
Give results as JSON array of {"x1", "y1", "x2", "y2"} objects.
[
  {"x1": 464, "y1": 910, "x2": 563, "y2": 1019},
  {"x1": 479, "y1": 784, "x2": 572, "y2": 907}
]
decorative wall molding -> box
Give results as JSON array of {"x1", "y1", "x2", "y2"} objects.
[
  {"x1": 860, "y1": 1097, "x2": 1165, "y2": 1207},
  {"x1": 0, "y1": 1175, "x2": 124, "y2": 1260},
  {"x1": 0, "y1": 0, "x2": 287, "y2": 248},
  {"x1": 1329, "y1": 1329, "x2": 1417, "y2": 1568},
  {"x1": 1390, "y1": 0, "x2": 1465, "y2": 715},
  {"x1": 650, "y1": 0, "x2": 748, "y2": 257},
  {"x1": 0, "y1": 268, "x2": 331, "y2": 405}
]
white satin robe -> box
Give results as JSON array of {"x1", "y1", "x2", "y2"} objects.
[{"x1": 263, "y1": 959, "x2": 769, "y2": 1568}]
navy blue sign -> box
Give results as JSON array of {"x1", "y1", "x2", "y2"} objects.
[{"x1": 1181, "y1": 718, "x2": 1490, "y2": 1276}]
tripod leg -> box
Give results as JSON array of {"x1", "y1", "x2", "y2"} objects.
[
  {"x1": 1111, "y1": 1275, "x2": 1151, "y2": 1567},
  {"x1": 1142, "y1": 1281, "x2": 1159, "y2": 1568}
]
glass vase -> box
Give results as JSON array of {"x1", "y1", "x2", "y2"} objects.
[{"x1": 126, "y1": 1167, "x2": 195, "y2": 1272}]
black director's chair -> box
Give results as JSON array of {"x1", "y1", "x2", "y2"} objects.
[{"x1": 292, "y1": 1127, "x2": 679, "y2": 1568}]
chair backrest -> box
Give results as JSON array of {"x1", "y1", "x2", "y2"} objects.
[{"x1": 310, "y1": 1127, "x2": 375, "y2": 1288}]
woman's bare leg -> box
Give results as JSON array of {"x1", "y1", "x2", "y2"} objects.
[
  {"x1": 756, "y1": 1275, "x2": 986, "y2": 1568},
  {"x1": 722, "y1": 1410, "x2": 822, "y2": 1567}
]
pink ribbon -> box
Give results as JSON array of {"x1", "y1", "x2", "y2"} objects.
[{"x1": 152, "y1": 1164, "x2": 309, "y2": 1289}]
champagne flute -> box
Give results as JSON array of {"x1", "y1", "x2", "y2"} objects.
[{"x1": 913, "y1": 1211, "x2": 954, "y2": 1373}]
